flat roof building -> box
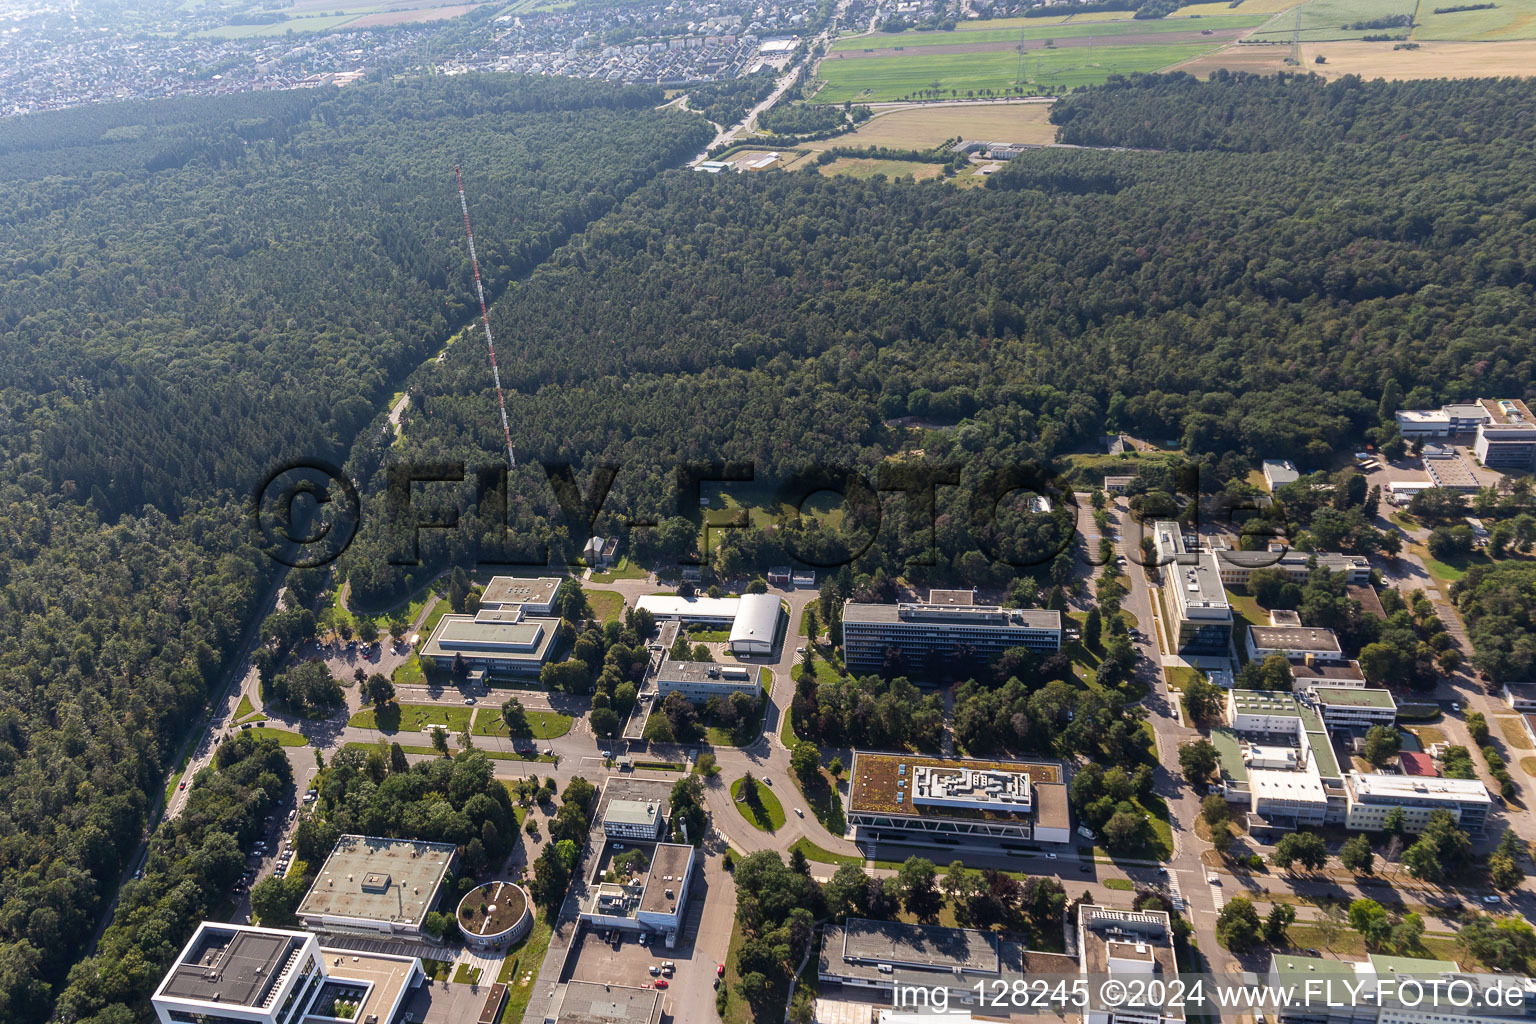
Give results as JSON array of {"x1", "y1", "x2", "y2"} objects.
[
  {"x1": 298, "y1": 835, "x2": 456, "y2": 939},
  {"x1": 1475, "y1": 398, "x2": 1536, "y2": 470},
  {"x1": 655, "y1": 660, "x2": 761, "y2": 704},
  {"x1": 603, "y1": 798, "x2": 665, "y2": 841},
  {"x1": 553, "y1": 981, "x2": 663, "y2": 1024},
  {"x1": 1344, "y1": 771, "x2": 1491, "y2": 835},
  {"x1": 818, "y1": 917, "x2": 1075, "y2": 1002},
  {"x1": 1215, "y1": 547, "x2": 1372, "y2": 586},
  {"x1": 1267, "y1": 952, "x2": 1536, "y2": 1024},
  {"x1": 580, "y1": 842, "x2": 695, "y2": 945},
  {"x1": 420, "y1": 606, "x2": 559, "y2": 679},
  {"x1": 1425, "y1": 454, "x2": 1480, "y2": 492},
  {"x1": 1290, "y1": 660, "x2": 1368, "y2": 689},
  {"x1": 479, "y1": 575, "x2": 563, "y2": 615},
  {"x1": 1078, "y1": 906, "x2": 1183, "y2": 1024},
  {"x1": 634, "y1": 594, "x2": 739, "y2": 626},
  {"x1": 1394, "y1": 402, "x2": 1491, "y2": 438},
  {"x1": 842, "y1": 595, "x2": 1062, "y2": 675},
  {"x1": 846, "y1": 751, "x2": 1070, "y2": 846},
  {"x1": 151, "y1": 922, "x2": 423, "y2": 1024},
  {"x1": 1262, "y1": 459, "x2": 1301, "y2": 492},
  {"x1": 1306, "y1": 686, "x2": 1397, "y2": 730},
  {"x1": 1248, "y1": 625, "x2": 1344, "y2": 663},
  {"x1": 1154, "y1": 522, "x2": 1233, "y2": 656}
]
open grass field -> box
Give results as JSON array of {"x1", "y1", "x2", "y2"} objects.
[
  {"x1": 1247, "y1": 0, "x2": 1417, "y2": 42},
  {"x1": 820, "y1": 157, "x2": 947, "y2": 179},
  {"x1": 815, "y1": 43, "x2": 1217, "y2": 103},
  {"x1": 589, "y1": 556, "x2": 647, "y2": 582},
  {"x1": 586, "y1": 589, "x2": 624, "y2": 623},
  {"x1": 1498, "y1": 716, "x2": 1534, "y2": 751},
  {"x1": 700, "y1": 485, "x2": 845, "y2": 552},
  {"x1": 494, "y1": 915, "x2": 553, "y2": 1024},
  {"x1": 790, "y1": 836, "x2": 864, "y2": 866},
  {"x1": 839, "y1": 102, "x2": 1059, "y2": 148},
  {"x1": 251, "y1": 725, "x2": 309, "y2": 747},
  {"x1": 1414, "y1": 0, "x2": 1536, "y2": 40},
  {"x1": 1178, "y1": 0, "x2": 1305, "y2": 13},
  {"x1": 1301, "y1": 37, "x2": 1536, "y2": 72},
  {"x1": 833, "y1": 14, "x2": 1266, "y2": 50}
]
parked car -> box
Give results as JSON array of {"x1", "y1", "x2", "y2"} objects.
[
  {"x1": 653, "y1": 979, "x2": 668, "y2": 989},
  {"x1": 464, "y1": 697, "x2": 476, "y2": 705},
  {"x1": 1483, "y1": 895, "x2": 1502, "y2": 905},
  {"x1": 717, "y1": 964, "x2": 726, "y2": 977},
  {"x1": 794, "y1": 808, "x2": 804, "y2": 817},
  {"x1": 762, "y1": 777, "x2": 772, "y2": 786},
  {"x1": 649, "y1": 966, "x2": 660, "y2": 976}
]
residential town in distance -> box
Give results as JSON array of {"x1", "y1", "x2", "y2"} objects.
[
  {"x1": 143, "y1": 393, "x2": 1536, "y2": 1024},
  {"x1": 0, "y1": 0, "x2": 838, "y2": 117}
]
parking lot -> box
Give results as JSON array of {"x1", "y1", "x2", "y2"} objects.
[{"x1": 565, "y1": 929, "x2": 677, "y2": 990}]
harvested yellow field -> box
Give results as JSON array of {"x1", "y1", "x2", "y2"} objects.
[
  {"x1": 1301, "y1": 39, "x2": 1536, "y2": 77},
  {"x1": 1167, "y1": 38, "x2": 1536, "y2": 77},
  {"x1": 847, "y1": 102, "x2": 1058, "y2": 147}
]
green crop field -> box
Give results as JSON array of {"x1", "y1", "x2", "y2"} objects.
[
  {"x1": 832, "y1": 15, "x2": 1266, "y2": 50},
  {"x1": 1247, "y1": 0, "x2": 1417, "y2": 41},
  {"x1": 1413, "y1": 0, "x2": 1536, "y2": 39},
  {"x1": 815, "y1": 43, "x2": 1219, "y2": 103}
]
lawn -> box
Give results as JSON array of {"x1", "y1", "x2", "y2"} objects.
[
  {"x1": 233, "y1": 695, "x2": 257, "y2": 721},
  {"x1": 1165, "y1": 665, "x2": 1199, "y2": 692},
  {"x1": 687, "y1": 628, "x2": 732, "y2": 643},
  {"x1": 417, "y1": 598, "x2": 452, "y2": 644},
  {"x1": 1103, "y1": 878, "x2": 1136, "y2": 891},
  {"x1": 634, "y1": 760, "x2": 686, "y2": 772},
  {"x1": 731, "y1": 776, "x2": 787, "y2": 831},
  {"x1": 472, "y1": 707, "x2": 574, "y2": 740},
  {"x1": 589, "y1": 556, "x2": 648, "y2": 582},
  {"x1": 391, "y1": 653, "x2": 429, "y2": 687},
  {"x1": 1497, "y1": 716, "x2": 1534, "y2": 751},
  {"x1": 790, "y1": 836, "x2": 865, "y2": 867},
  {"x1": 820, "y1": 157, "x2": 945, "y2": 181},
  {"x1": 1409, "y1": 725, "x2": 1448, "y2": 747},
  {"x1": 453, "y1": 963, "x2": 483, "y2": 984},
  {"x1": 254, "y1": 726, "x2": 310, "y2": 747},
  {"x1": 495, "y1": 915, "x2": 553, "y2": 1024},
  {"x1": 348, "y1": 702, "x2": 472, "y2": 734},
  {"x1": 587, "y1": 590, "x2": 624, "y2": 623},
  {"x1": 1522, "y1": 756, "x2": 1536, "y2": 776},
  {"x1": 705, "y1": 691, "x2": 769, "y2": 747}
]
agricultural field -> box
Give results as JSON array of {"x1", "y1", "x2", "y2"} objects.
[
  {"x1": 191, "y1": 0, "x2": 490, "y2": 37},
  {"x1": 833, "y1": 14, "x2": 1268, "y2": 51},
  {"x1": 1246, "y1": 0, "x2": 1418, "y2": 42},
  {"x1": 1176, "y1": 0, "x2": 1306, "y2": 14},
  {"x1": 816, "y1": 15, "x2": 1246, "y2": 103},
  {"x1": 803, "y1": 101, "x2": 1059, "y2": 150},
  {"x1": 1413, "y1": 0, "x2": 1536, "y2": 40}
]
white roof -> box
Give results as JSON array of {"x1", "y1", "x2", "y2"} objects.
[
  {"x1": 729, "y1": 593, "x2": 781, "y2": 646},
  {"x1": 1349, "y1": 771, "x2": 1491, "y2": 803},
  {"x1": 635, "y1": 595, "x2": 741, "y2": 620},
  {"x1": 1250, "y1": 768, "x2": 1328, "y2": 804}
]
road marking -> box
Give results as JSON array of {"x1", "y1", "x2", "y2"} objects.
[
  {"x1": 1166, "y1": 870, "x2": 1185, "y2": 910},
  {"x1": 1209, "y1": 876, "x2": 1225, "y2": 910}
]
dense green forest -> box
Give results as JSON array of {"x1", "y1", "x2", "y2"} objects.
[
  {"x1": 352, "y1": 71, "x2": 1536, "y2": 602},
  {"x1": 0, "y1": 75, "x2": 708, "y2": 1024}
]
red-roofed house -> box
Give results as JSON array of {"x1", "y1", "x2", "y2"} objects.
[{"x1": 1400, "y1": 751, "x2": 1438, "y2": 777}]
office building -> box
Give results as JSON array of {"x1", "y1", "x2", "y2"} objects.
[
  {"x1": 1078, "y1": 906, "x2": 1183, "y2": 1024},
  {"x1": 841, "y1": 594, "x2": 1062, "y2": 673},
  {"x1": 1267, "y1": 952, "x2": 1536, "y2": 1024},
  {"x1": 1215, "y1": 547, "x2": 1372, "y2": 586},
  {"x1": 845, "y1": 751, "x2": 1071, "y2": 845},
  {"x1": 1153, "y1": 522, "x2": 1233, "y2": 656},
  {"x1": 1217, "y1": 691, "x2": 1344, "y2": 832},
  {"x1": 151, "y1": 921, "x2": 423, "y2": 1024},
  {"x1": 1343, "y1": 772, "x2": 1491, "y2": 835},
  {"x1": 1474, "y1": 398, "x2": 1536, "y2": 470},
  {"x1": 1425, "y1": 454, "x2": 1480, "y2": 493},
  {"x1": 1247, "y1": 625, "x2": 1344, "y2": 663},
  {"x1": 603, "y1": 798, "x2": 665, "y2": 841},
  {"x1": 818, "y1": 917, "x2": 1075, "y2": 1003},
  {"x1": 552, "y1": 982, "x2": 663, "y2": 1024},
  {"x1": 479, "y1": 575, "x2": 563, "y2": 615},
  {"x1": 1290, "y1": 659, "x2": 1368, "y2": 689},
  {"x1": 580, "y1": 842, "x2": 695, "y2": 945},
  {"x1": 1305, "y1": 686, "x2": 1397, "y2": 730},
  {"x1": 1394, "y1": 403, "x2": 1492, "y2": 438},
  {"x1": 297, "y1": 836, "x2": 455, "y2": 939},
  {"x1": 655, "y1": 660, "x2": 761, "y2": 703},
  {"x1": 420, "y1": 605, "x2": 559, "y2": 679}
]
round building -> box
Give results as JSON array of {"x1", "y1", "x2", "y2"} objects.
[{"x1": 457, "y1": 881, "x2": 532, "y2": 952}]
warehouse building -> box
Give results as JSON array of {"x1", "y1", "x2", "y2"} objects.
[
  {"x1": 297, "y1": 836, "x2": 456, "y2": 940},
  {"x1": 151, "y1": 921, "x2": 423, "y2": 1024},
  {"x1": 845, "y1": 751, "x2": 1070, "y2": 846},
  {"x1": 841, "y1": 594, "x2": 1062, "y2": 674},
  {"x1": 633, "y1": 593, "x2": 784, "y2": 655}
]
